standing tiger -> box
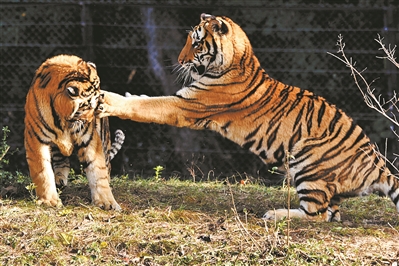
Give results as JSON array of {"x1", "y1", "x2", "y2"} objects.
[
  {"x1": 24, "y1": 54, "x2": 124, "y2": 210},
  {"x1": 98, "y1": 14, "x2": 399, "y2": 221}
]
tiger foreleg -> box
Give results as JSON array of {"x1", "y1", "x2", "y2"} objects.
[
  {"x1": 97, "y1": 91, "x2": 142, "y2": 120},
  {"x1": 26, "y1": 143, "x2": 63, "y2": 207},
  {"x1": 78, "y1": 133, "x2": 121, "y2": 211},
  {"x1": 97, "y1": 91, "x2": 196, "y2": 128}
]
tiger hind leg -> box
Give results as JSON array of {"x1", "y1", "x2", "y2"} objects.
[
  {"x1": 263, "y1": 185, "x2": 331, "y2": 222},
  {"x1": 263, "y1": 206, "x2": 329, "y2": 222},
  {"x1": 328, "y1": 196, "x2": 342, "y2": 222},
  {"x1": 78, "y1": 133, "x2": 121, "y2": 211}
]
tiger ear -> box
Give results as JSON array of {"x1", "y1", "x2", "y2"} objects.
[
  {"x1": 210, "y1": 19, "x2": 228, "y2": 35},
  {"x1": 77, "y1": 59, "x2": 86, "y2": 72}
]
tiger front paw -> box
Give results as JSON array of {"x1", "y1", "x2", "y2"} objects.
[
  {"x1": 34, "y1": 184, "x2": 63, "y2": 208},
  {"x1": 36, "y1": 194, "x2": 63, "y2": 208},
  {"x1": 96, "y1": 90, "x2": 129, "y2": 118},
  {"x1": 95, "y1": 102, "x2": 109, "y2": 118},
  {"x1": 91, "y1": 190, "x2": 121, "y2": 211}
]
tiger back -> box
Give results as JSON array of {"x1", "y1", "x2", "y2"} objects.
[
  {"x1": 24, "y1": 54, "x2": 124, "y2": 210},
  {"x1": 98, "y1": 14, "x2": 399, "y2": 221}
]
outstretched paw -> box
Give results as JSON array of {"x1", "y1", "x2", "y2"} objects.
[
  {"x1": 96, "y1": 90, "x2": 130, "y2": 118},
  {"x1": 95, "y1": 92, "x2": 107, "y2": 117}
]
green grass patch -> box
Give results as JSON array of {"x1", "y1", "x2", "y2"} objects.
[{"x1": 1, "y1": 175, "x2": 398, "y2": 265}]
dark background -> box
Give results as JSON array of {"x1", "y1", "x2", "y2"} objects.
[{"x1": 1, "y1": 0, "x2": 398, "y2": 182}]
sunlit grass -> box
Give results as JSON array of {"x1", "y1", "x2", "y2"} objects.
[{"x1": 1, "y1": 175, "x2": 398, "y2": 265}]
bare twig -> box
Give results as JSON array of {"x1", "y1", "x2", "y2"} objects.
[
  {"x1": 283, "y1": 151, "x2": 292, "y2": 247},
  {"x1": 327, "y1": 34, "x2": 399, "y2": 129},
  {"x1": 227, "y1": 181, "x2": 262, "y2": 252},
  {"x1": 375, "y1": 34, "x2": 399, "y2": 69},
  {"x1": 327, "y1": 34, "x2": 398, "y2": 176}
]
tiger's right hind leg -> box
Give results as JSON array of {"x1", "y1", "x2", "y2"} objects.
[
  {"x1": 263, "y1": 180, "x2": 333, "y2": 222},
  {"x1": 51, "y1": 145, "x2": 70, "y2": 187},
  {"x1": 263, "y1": 202, "x2": 330, "y2": 222},
  {"x1": 328, "y1": 196, "x2": 342, "y2": 222}
]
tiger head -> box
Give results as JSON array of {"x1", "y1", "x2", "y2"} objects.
[
  {"x1": 178, "y1": 13, "x2": 251, "y2": 82},
  {"x1": 30, "y1": 55, "x2": 101, "y2": 130}
]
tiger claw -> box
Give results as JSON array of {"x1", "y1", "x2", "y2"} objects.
[
  {"x1": 99, "y1": 92, "x2": 105, "y2": 101},
  {"x1": 95, "y1": 201, "x2": 121, "y2": 211},
  {"x1": 95, "y1": 103, "x2": 108, "y2": 118}
]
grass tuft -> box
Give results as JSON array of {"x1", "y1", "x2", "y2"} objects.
[{"x1": 0, "y1": 175, "x2": 398, "y2": 265}]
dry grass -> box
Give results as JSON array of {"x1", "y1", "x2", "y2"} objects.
[{"x1": 1, "y1": 175, "x2": 398, "y2": 265}]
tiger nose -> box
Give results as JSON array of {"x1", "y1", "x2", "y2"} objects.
[{"x1": 178, "y1": 56, "x2": 185, "y2": 65}]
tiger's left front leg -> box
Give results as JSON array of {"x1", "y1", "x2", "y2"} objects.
[
  {"x1": 78, "y1": 131, "x2": 121, "y2": 211},
  {"x1": 97, "y1": 91, "x2": 200, "y2": 128}
]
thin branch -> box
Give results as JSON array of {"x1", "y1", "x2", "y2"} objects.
[
  {"x1": 375, "y1": 34, "x2": 399, "y2": 69},
  {"x1": 327, "y1": 35, "x2": 399, "y2": 128},
  {"x1": 227, "y1": 181, "x2": 263, "y2": 252},
  {"x1": 283, "y1": 151, "x2": 292, "y2": 247},
  {"x1": 327, "y1": 34, "x2": 398, "y2": 176}
]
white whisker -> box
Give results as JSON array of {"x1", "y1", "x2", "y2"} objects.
[{"x1": 174, "y1": 64, "x2": 194, "y2": 87}]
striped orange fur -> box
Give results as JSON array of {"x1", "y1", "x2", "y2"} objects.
[
  {"x1": 98, "y1": 14, "x2": 398, "y2": 221},
  {"x1": 24, "y1": 54, "x2": 124, "y2": 210}
]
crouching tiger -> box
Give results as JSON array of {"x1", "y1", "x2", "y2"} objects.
[
  {"x1": 98, "y1": 14, "x2": 399, "y2": 221},
  {"x1": 25, "y1": 54, "x2": 124, "y2": 210}
]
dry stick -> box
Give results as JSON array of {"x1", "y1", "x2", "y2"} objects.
[
  {"x1": 227, "y1": 181, "x2": 262, "y2": 252},
  {"x1": 375, "y1": 34, "x2": 399, "y2": 69},
  {"x1": 284, "y1": 151, "x2": 292, "y2": 247},
  {"x1": 387, "y1": 222, "x2": 399, "y2": 235},
  {"x1": 327, "y1": 34, "x2": 399, "y2": 130},
  {"x1": 0, "y1": 145, "x2": 10, "y2": 161}
]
